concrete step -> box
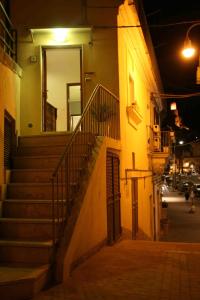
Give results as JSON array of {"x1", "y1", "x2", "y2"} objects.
[
  {"x1": 12, "y1": 154, "x2": 88, "y2": 169},
  {"x1": 7, "y1": 182, "x2": 77, "y2": 200},
  {"x1": 7, "y1": 183, "x2": 54, "y2": 199},
  {"x1": 13, "y1": 155, "x2": 60, "y2": 169},
  {"x1": 0, "y1": 218, "x2": 59, "y2": 240},
  {"x1": 0, "y1": 240, "x2": 53, "y2": 264},
  {"x1": 2, "y1": 199, "x2": 66, "y2": 219},
  {"x1": 16, "y1": 143, "x2": 93, "y2": 156},
  {"x1": 0, "y1": 264, "x2": 50, "y2": 300},
  {"x1": 18, "y1": 133, "x2": 72, "y2": 147},
  {"x1": 10, "y1": 168, "x2": 82, "y2": 183},
  {"x1": 18, "y1": 132, "x2": 95, "y2": 147},
  {"x1": 16, "y1": 144, "x2": 66, "y2": 156},
  {"x1": 11, "y1": 168, "x2": 53, "y2": 183}
]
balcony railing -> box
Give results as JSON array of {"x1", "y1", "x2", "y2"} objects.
[
  {"x1": 0, "y1": 1, "x2": 17, "y2": 60},
  {"x1": 148, "y1": 126, "x2": 174, "y2": 154}
]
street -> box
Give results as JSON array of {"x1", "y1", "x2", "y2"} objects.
[{"x1": 162, "y1": 190, "x2": 200, "y2": 243}]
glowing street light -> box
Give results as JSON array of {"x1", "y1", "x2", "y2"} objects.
[
  {"x1": 182, "y1": 23, "x2": 200, "y2": 83},
  {"x1": 182, "y1": 37, "x2": 195, "y2": 58},
  {"x1": 170, "y1": 102, "x2": 177, "y2": 110},
  {"x1": 182, "y1": 23, "x2": 200, "y2": 58}
]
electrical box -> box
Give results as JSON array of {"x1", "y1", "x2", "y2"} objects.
[
  {"x1": 153, "y1": 124, "x2": 160, "y2": 133},
  {"x1": 29, "y1": 55, "x2": 37, "y2": 63},
  {"x1": 153, "y1": 137, "x2": 161, "y2": 151}
]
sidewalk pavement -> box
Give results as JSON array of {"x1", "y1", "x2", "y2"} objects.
[
  {"x1": 162, "y1": 190, "x2": 185, "y2": 202},
  {"x1": 33, "y1": 190, "x2": 200, "y2": 300},
  {"x1": 161, "y1": 190, "x2": 200, "y2": 243},
  {"x1": 33, "y1": 239, "x2": 200, "y2": 300}
]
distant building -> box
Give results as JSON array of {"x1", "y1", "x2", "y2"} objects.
[{"x1": 182, "y1": 143, "x2": 200, "y2": 173}]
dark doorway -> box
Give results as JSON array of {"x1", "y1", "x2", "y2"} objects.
[
  {"x1": 131, "y1": 178, "x2": 138, "y2": 239},
  {"x1": 106, "y1": 151, "x2": 121, "y2": 244},
  {"x1": 4, "y1": 111, "x2": 15, "y2": 170}
]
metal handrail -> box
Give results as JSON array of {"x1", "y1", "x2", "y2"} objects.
[
  {"x1": 52, "y1": 85, "x2": 99, "y2": 177},
  {"x1": 51, "y1": 84, "x2": 120, "y2": 244},
  {"x1": 0, "y1": 2, "x2": 13, "y2": 27},
  {"x1": 0, "y1": 1, "x2": 17, "y2": 60}
]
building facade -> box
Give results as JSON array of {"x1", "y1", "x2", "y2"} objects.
[{"x1": 0, "y1": 0, "x2": 172, "y2": 297}]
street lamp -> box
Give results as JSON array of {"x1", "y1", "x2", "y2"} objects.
[
  {"x1": 182, "y1": 37, "x2": 195, "y2": 58},
  {"x1": 170, "y1": 102, "x2": 177, "y2": 110},
  {"x1": 182, "y1": 22, "x2": 200, "y2": 83}
]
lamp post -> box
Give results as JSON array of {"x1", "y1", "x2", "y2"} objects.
[
  {"x1": 173, "y1": 142, "x2": 177, "y2": 190},
  {"x1": 182, "y1": 22, "x2": 200, "y2": 84},
  {"x1": 173, "y1": 140, "x2": 185, "y2": 190}
]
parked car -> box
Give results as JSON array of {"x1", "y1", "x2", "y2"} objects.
[
  {"x1": 193, "y1": 184, "x2": 200, "y2": 197},
  {"x1": 178, "y1": 181, "x2": 193, "y2": 192}
]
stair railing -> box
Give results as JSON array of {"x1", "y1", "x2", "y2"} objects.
[
  {"x1": 0, "y1": 1, "x2": 17, "y2": 61},
  {"x1": 51, "y1": 84, "x2": 120, "y2": 244}
]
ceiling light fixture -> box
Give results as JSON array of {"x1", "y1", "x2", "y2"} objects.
[{"x1": 53, "y1": 28, "x2": 69, "y2": 42}]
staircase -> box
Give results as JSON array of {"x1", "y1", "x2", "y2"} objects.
[{"x1": 0, "y1": 132, "x2": 96, "y2": 300}]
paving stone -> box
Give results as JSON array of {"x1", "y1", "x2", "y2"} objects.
[{"x1": 33, "y1": 191, "x2": 200, "y2": 300}]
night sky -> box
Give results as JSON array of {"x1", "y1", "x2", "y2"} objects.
[{"x1": 142, "y1": 1, "x2": 200, "y2": 136}]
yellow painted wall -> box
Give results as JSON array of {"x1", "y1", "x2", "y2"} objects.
[
  {"x1": 118, "y1": 1, "x2": 161, "y2": 239},
  {"x1": 17, "y1": 31, "x2": 91, "y2": 135},
  {"x1": 0, "y1": 61, "x2": 21, "y2": 187},
  {"x1": 11, "y1": 0, "x2": 120, "y2": 135},
  {"x1": 11, "y1": 0, "x2": 122, "y2": 29},
  {"x1": 63, "y1": 137, "x2": 121, "y2": 279},
  {"x1": 9, "y1": 0, "x2": 163, "y2": 242},
  {"x1": 17, "y1": 28, "x2": 119, "y2": 135}
]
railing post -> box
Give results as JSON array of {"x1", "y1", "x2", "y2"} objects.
[{"x1": 51, "y1": 177, "x2": 56, "y2": 245}]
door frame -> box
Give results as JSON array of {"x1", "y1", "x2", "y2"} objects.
[{"x1": 42, "y1": 45, "x2": 83, "y2": 131}]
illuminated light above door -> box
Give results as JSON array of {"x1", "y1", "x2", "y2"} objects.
[
  {"x1": 30, "y1": 27, "x2": 92, "y2": 45},
  {"x1": 53, "y1": 28, "x2": 69, "y2": 42}
]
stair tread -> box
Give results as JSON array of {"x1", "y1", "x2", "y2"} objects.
[
  {"x1": 13, "y1": 154, "x2": 87, "y2": 158},
  {"x1": 20, "y1": 132, "x2": 70, "y2": 137},
  {"x1": 4, "y1": 199, "x2": 66, "y2": 203},
  {"x1": 8, "y1": 182, "x2": 53, "y2": 186},
  {"x1": 0, "y1": 217, "x2": 61, "y2": 223},
  {"x1": 8, "y1": 181, "x2": 77, "y2": 186},
  {"x1": 0, "y1": 264, "x2": 49, "y2": 285},
  {"x1": 13, "y1": 154, "x2": 61, "y2": 159},
  {"x1": 18, "y1": 142, "x2": 91, "y2": 148},
  {"x1": 11, "y1": 168, "x2": 54, "y2": 172},
  {"x1": 12, "y1": 167, "x2": 82, "y2": 170},
  {"x1": 0, "y1": 239, "x2": 53, "y2": 247},
  {"x1": 4, "y1": 199, "x2": 53, "y2": 203}
]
